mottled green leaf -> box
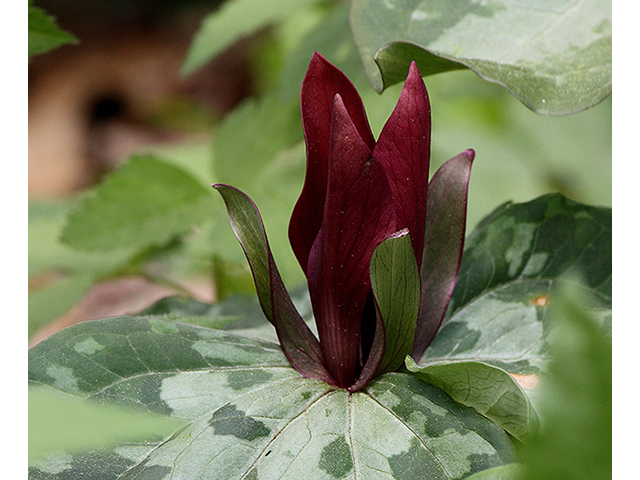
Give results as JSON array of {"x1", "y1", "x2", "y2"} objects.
[
  {"x1": 370, "y1": 231, "x2": 420, "y2": 374},
  {"x1": 29, "y1": 317, "x2": 515, "y2": 478},
  {"x1": 28, "y1": 3, "x2": 78, "y2": 58},
  {"x1": 182, "y1": 0, "x2": 317, "y2": 76},
  {"x1": 421, "y1": 194, "x2": 611, "y2": 377},
  {"x1": 60, "y1": 155, "x2": 215, "y2": 252},
  {"x1": 405, "y1": 357, "x2": 537, "y2": 439},
  {"x1": 351, "y1": 0, "x2": 611, "y2": 114}
]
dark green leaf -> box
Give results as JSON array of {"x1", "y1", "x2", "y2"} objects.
[
  {"x1": 405, "y1": 357, "x2": 537, "y2": 440},
  {"x1": 421, "y1": 194, "x2": 611, "y2": 376},
  {"x1": 29, "y1": 317, "x2": 515, "y2": 478},
  {"x1": 60, "y1": 155, "x2": 215, "y2": 252},
  {"x1": 350, "y1": 0, "x2": 611, "y2": 114},
  {"x1": 28, "y1": 3, "x2": 78, "y2": 58},
  {"x1": 370, "y1": 231, "x2": 420, "y2": 374}
]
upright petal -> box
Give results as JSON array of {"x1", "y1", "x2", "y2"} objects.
[
  {"x1": 289, "y1": 52, "x2": 376, "y2": 275},
  {"x1": 307, "y1": 94, "x2": 397, "y2": 388},
  {"x1": 373, "y1": 61, "x2": 431, "y2": 265},
  {"x1": 412, "y1": 149, "x2": 475, "y2": 359},
  {"x1": 213, "y1": 184, "x2": 336, "y2": 385}
]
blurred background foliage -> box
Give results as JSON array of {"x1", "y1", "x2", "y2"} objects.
[{"x1": 28, "y1": 0, "x2": 611, "y2": 345}]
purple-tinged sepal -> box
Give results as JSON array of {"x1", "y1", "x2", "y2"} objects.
[
  {"x1": 412, "y1": 149, "x2": 475, "y2": 359},
  {"x1": 212, "y1": 184, "x2": 336, "y2": 385}
]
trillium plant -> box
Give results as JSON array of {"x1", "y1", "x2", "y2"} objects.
[
  {"x1": 215, "y1": 52, "x2": 474, "y2": 392},
  {"x1": 29, "y1": 48, "x2": 611, "y2": 479}
]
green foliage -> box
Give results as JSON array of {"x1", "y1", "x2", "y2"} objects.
[
  {"x1": 405, "y1": 358, "x2": 537, "y2": 440},
  {"x1": 28, "y1": 1, "x2": 78, "y2": 59},
  {"x1": 351, "y1": 0, "x2": 611, "y2": 114},
  {"x1": 29, "y1": 387, "x2": 184, "y2": 462},
  {"x1": 182, "y1": 0, "x2": 319, "y2": 76},
  {"x1": 519, "y1": 282, "x2": 612, "y2": 480},
  {"x1": 60, "y1": 155, "x2": 215, "y2": 252},
  {"x1": 370, "y1": 232, "x2": 420, "y2": 374},
  {"x1": 29, "y1": 317, "x2": 515, "y2": 479},
  {"x1": 423, "y1": 194, "x2": 611, "y2": 374}
]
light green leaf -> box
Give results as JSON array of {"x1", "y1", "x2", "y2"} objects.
[
  {"x1": 29, "y1": 317, "x2": 515, "y2": 478},
  {"x1": 421, "y1": 194, "x2": 611, "y2": 376},
  {"x1": 405, "y1": 357, "x2": 537, "y2": 440},
  {"x1": 350, "y1": 0, "x2": 611, "y2": 114},
  {"x1": 211, "y1": 92, "x2": 306, "y2": 284},
  {"x1": 29, "y1": 387, "x2": 184, "y2": 462},
  {"x1": 28, "y1": 274, "x2": 93, "y2": 338},
  {"x1": 519, "y1": 281, "x2": 611, "y2": 479},
  {"x1": 370, "y1": 231, "x2": 420, "y2": 374},
  {"x1": 28, "y1": 3, "x2": 78, "y2": 58},
  {"x1": 60, "y1": 155, "x2": 215, "y2": 252},
  {"x1": 182, "y1": 0, "x2": 318, "y2": 76}
]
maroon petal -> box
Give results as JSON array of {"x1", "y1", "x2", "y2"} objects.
[
  {"x1": 372, "y1": 61, "x2": 431, "y2": 266},
  {"x1": 289, "y1": 52, "x2": 376, "y2": 276},
  {"x1": 412, "y1": 149, "x2": 475, "y2": 359},
  {"x1": 306, "y1": 94, "x2": 397, "y2": 388}
]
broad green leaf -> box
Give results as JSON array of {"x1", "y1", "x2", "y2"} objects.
[
  {"x1": 182, "y1": 0, "x2": 318, "y2": 76},
  {"x1": 28, "y1": 3, "x2": 78, "y2": 58},
  {"x1": 405, "y1": 357, "x2": 537, "y2": 440},
  {"x1": 29, "y1": 317, "x2": 516, "y2": 479},
  {"x1": 350, "y1": 0, "x2": 611, "y2": 114},
  {"x1": 370, "y1": 231, "x2": 420, "y2": 374},
  {"x1": 519, "y1": 282, "x2": 611, "y2": 479},
  {"x1": 421, "y1": 194, "x2": 611, "y2": 376},
  {"x1": 29, "y1": 387, "x2": 184, "y2": 462},
  {"x1": 60, "y1": 155, "x2": 215, "y2": 252}
]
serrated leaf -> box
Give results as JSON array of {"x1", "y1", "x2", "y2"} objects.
[
  {"x1": 182, "y1": 0, "x2": 317, "y2": 76},
  {"x1": 60, "y1": 155, "x2": 215, "y2": 252},
  {"x1": 370, "y1": 231, "x2": 420, "y2": 375},
  {"x1": 350, "y1": 0, "x2": 611, "y2": 114},
  {"x1": 28, "y1": 3, "x2": 78, "y2": 58},
  {"x1": 29, "y1": 317, "x2": 516, "y2": 479},
  {"x1": 405, "y1": 357, "x2": 537, "y2": 440},
  {"x1": 421, "y1": 194, "x2": 611, "y2": 376}
]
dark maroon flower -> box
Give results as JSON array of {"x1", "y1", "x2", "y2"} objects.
[{"x1": 214, "y1": 52, "x2": 474, "y2": 392}]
